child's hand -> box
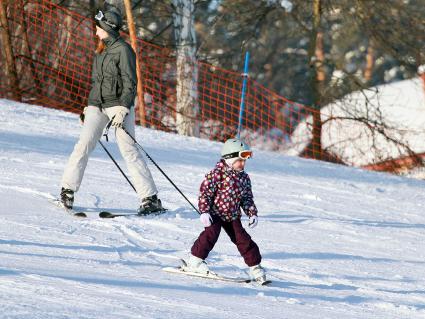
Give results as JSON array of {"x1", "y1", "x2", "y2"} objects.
[
  {"x1": 248, "y1": 215, "x2": 258, "y2": 228},
  {"x1": 200, "y1": 213, "x2": 213, "y2": 227}
]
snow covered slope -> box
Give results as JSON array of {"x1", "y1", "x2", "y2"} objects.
[{"x1": 1, "y1": 99, "x2": 425, "y2": 319}]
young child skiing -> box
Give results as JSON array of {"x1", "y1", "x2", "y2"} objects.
[{"x1": 183, "y1": 138, "x2": 266, "y2": 283}]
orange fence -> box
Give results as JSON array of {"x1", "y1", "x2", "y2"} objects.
[
  {"x1": 1, "y1": 0, "x2": 420, "y2": 172},
  {"x1": 0, "y1": 0, "x2": 318, "y2": 151}
]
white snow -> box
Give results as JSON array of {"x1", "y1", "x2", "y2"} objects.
[
  {"x1": 288, "y1": 77, "x2": 425, "y2": 166},
  {"x1": 1, "y1": 98, "x2": 425, "y2": 318}
]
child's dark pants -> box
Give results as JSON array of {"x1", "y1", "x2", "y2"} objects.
[{"x1": 191, "y1": 214, "x2": 262, "y2": 267}]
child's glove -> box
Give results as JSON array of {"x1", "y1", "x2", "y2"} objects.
[
  {"x1": 200, "y1": 213, "x2": 213, "y2": 227},
  {"x1": 248, "y1": 215, "x2": 258, "y2": 228}
]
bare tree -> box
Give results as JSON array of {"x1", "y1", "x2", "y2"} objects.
[
  {"x1": 363, "y1": 40, "x2": 374, "y2": 83},
  {"x1": 172, "y1": 0, "x2": 199, "y2": 136},
  {"x1": 321, "y1": 90, "x2": 422, "y2": 168},
  {"x1": 306, "y1": 0, "x2": 324, "y2": 159},
  {"x1": 0, "y1": 0, "x2": 20, "y2": 100}
]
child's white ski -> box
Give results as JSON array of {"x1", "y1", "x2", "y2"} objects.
[{"x1": 162, "y1": 266, "x2": 251, "y2": 283}]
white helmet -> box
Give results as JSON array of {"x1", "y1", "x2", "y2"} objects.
[{"x1": 221, "y1": 138, "x2": 252, "y2": 160}]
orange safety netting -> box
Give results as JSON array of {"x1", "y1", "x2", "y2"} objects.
[
  {"x1": 3, "y1": 0, "x2": 417, "y2": 173},
  {"x1": 1, "y1": 0, "x2": 320, "y2": 154}
]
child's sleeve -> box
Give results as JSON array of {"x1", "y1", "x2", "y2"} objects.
[
  {"x1": 241, "y1": 175, "x2": 258, "y2": 217},
  {"x1": 198, "y1": 170, "x2": 219, "y2": 214}
]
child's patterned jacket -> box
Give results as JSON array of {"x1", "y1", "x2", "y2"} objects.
[{"x1": 198, "y1": 160, "x2": 258, "y2": 222}]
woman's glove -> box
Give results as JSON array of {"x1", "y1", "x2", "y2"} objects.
[
  {"x1": 248, "y1": 215, "x2": 258, "y2": 228},
  {"x1": 200, "y1": 213, "x2": 213, "y2": 227},
  {"x1": 79, "y1": 107, "x2": 88, "y2": 125},
  {"x1": 111, "y1": 106, "x2": 129, "y2": 128}
]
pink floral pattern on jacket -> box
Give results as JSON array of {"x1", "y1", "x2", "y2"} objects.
[{"x1": 198, "y1": 160, "x2": 258, "y2": 222}]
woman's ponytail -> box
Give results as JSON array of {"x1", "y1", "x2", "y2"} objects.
[{"x1": 95, "y1": 39, "x2": 105, "y2": 54}]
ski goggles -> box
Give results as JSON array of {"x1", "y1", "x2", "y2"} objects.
[
  {"x1": 94, "y1": 10, "x2": 118, "y2": 30},
  {"x1": 222, "y1": 150, "x2": 253, "y2": 160}
]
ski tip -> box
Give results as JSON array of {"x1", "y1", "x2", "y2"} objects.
[
  {"x1": 259, "y1": 280, "x2": 272, "y2": 286},
  {"x1": 137, "y1": 208, "x2": 168, "y2": 216},
  {"x1": 98, "y1": 211, "x2": 141, "y2": 218},
  {"x1": 99, "y1": 211, "x2": 119, "y2": 218}
]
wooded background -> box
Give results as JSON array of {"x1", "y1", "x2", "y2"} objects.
[{"x1": 1, "y1": 0, "x2": 424, "y2": 172}]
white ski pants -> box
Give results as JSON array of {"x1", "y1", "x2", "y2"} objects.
[{"x1": 61, "y1": 105, "x2": 157, "y2": 200}]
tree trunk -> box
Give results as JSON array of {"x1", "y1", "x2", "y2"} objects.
[
  {"x1": 419, "y1": 65, "x2": 425, "y2": 96},
  {"x1": 105, "y1": 0, "x2": 123, "y2": 12},
  {"x1": 172, "y1": 0, "x2": 199, "y2": 137},
  {"x1": 89, "y1": 0, "x2": 97, "y2": 18},
  {"x1": 18, "y1": 0, "x2": 42, "y2": 95},
  {"x1": 364, "y1": 40, "x2": 374, "y2": 83},
  {"x1": 0, "y1": 0, "x2": 21, "y2": 100},
  {"x1": 307, "y1": 0, "x2": 324, "y2": 160},
  {"x1": 124, "y1": 0, "x2": 146, "y2": 126}
]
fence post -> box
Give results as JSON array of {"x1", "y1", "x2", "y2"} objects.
[{"x1": 123, "y1": 0, "x2": 146, "y2": 126}]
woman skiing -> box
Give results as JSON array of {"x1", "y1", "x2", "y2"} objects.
[
  {"x1": 60, "y1": 7, "x2": 162, "y2": 215},
  {"x1": 184, "y1": 138, "x2": 266, "y2": 283}
]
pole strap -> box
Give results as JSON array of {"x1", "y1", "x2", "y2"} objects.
[{"x1": 103, "y1": 117, "x2": 114, "y2": 142}]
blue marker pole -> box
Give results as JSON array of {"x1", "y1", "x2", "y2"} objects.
[{"x1": 237, "y1": 51, "x2": 250, "y2": 139}]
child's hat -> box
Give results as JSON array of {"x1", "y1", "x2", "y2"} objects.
[{"x1": 221, "y1": 138, "x2": 253, "y2": 163}]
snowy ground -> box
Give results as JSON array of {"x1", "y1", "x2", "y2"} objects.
[{"x1": 1, "y1": 98, "x2": 425, "y2": 319}]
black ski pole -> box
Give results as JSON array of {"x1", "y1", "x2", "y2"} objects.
[
  {"x1": 98, "y1": 140, "x2": 137, "y2": 193},
  {"x1": 121, "y1": 127, "x2": 201, "y2": 215}
]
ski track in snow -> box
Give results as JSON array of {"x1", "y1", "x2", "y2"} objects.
[{"x1": 0, "y1": 99, "x2": 425, "y2": 318}]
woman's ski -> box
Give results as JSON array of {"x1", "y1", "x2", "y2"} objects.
[
  {"x1": 99, "y1": 209, "x2": 168, "y2": 218},
  {"x1": 49, "y1": 199, "x2": 87, "y2": 218}
]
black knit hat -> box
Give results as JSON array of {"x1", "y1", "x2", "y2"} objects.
[{"x1": 95, "y1": 7, "x2": 123, "y2": 36}]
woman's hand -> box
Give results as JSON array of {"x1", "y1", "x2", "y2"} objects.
[
  {"x1": 111, "y1": 106, "x2": 129, "y2": 128},
  {"x1": 79, "y1": 107, "x2": 88, "y2": 125}
]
